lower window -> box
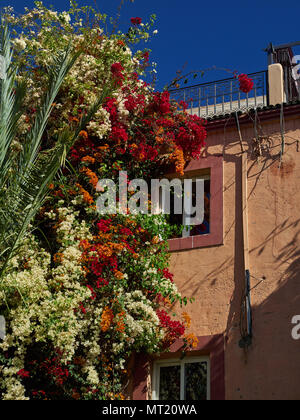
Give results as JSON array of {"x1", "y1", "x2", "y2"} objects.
[{"x1": 152, "y1": 357, "x2": 210, "y2": 401}]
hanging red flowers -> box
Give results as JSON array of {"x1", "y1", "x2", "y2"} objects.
[
  {"x1": 130, "y1": 17, "x2": 142, "y2": 26},
  {"x1": 238, "y1": 73, "x2": 254, "y2": 94}
]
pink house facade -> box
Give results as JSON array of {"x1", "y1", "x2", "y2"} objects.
[{"x1": 131, "y1": 60, "x2": 300, "y2": 400}]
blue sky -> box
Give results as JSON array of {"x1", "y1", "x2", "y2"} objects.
[{"x1": 4, "y1": 0, "x2": 300, "y2": 90}]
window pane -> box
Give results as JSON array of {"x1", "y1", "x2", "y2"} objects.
[
  {"x1": 159, "y1": 365, "x2": 181, "y2": 400},
  {"x1": 184, "y1": 362, "x2": 208, "y2": 401},
  {"x1": 190, "y1": 179, "x2": 210, "y2": 236},
  {"x1": 167, "y1": 178, "x2": 211, "y2": 239}
]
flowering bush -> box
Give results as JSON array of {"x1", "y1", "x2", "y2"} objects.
[{"x1": 0, "y1": 2, "x2": 204, "y2": 400}]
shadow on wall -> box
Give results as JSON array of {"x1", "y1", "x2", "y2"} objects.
[
  {"x1": 222, "y1": 135, "x2": 300, "y2": 398},
  {"x1": 225, "y1": 220, "x2": 300, "y2": 400}
]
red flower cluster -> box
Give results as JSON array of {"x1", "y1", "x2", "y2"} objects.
[
  {"x1": 86, "y1": 284, "x2": 97, "y2": 300},
  {"x1": 155, "y1": 117, "x2": 175, "y2": 128},
  {"x1": 157, "y1": 309, "x2": 185, "y2": 339},
  {"x1": 142, "y1": 51, "x2": 150, "y2": 64},
  {"x1": 131, "y1": 17, "x2": 142, "y2": 26},
  {"x1": 162, "y1": 268, "x2": 174, "y2": 283},
  {"x1": 90, "y1": 254, "x2": 118, "y2": 277},
  {"x1": 17, "y1": 369, "x2": 30, "y2": 379},
  {"x1": 129, "y1": 143, "x2": 158, "y2": 162},
  {"x1": 125, "y1": 94, "x2": 145, "y2": 112},
  {"x1": 179, "y1": 100, "x2": 188, "y2": 111},
  {"x1": 111, "y1": 62, "x2": 125, "y2": 86},
  {"x1": 175, "y1": 115, "x2": 206, "y2": 159},
  {"x1": 238, "y1": 73, "x2": 254, "y2": 94},
  {"x1": 151, "y1": 91, "x2": 171, "y2": 114},
  {"x1": 103, "y1": 97, "x2": 129, "y2": 146},
  {"x1": 79, "y1": 302, "x2": 86, "y2": 314},
  {"x1": 70, "y1": 132, "x2": 95, "y2": 164},
  {"x1": 104, "y1": 97, "x2": 118, "y2": 121},
  {"x1": 101, "y1": 85, "x2": 206, "y2": 170},
  {"x1": 110, "y1": 124, "x2": 128, "y2": 144},
  {"x1": 32, "y1": 390, "x2": 46, "y2": 398},
  {"x1": 41, "y1": 357, "x2": 69, "y2": 386},
  {"x1": 97, "y1": 219, "x2": 111, "y2": 233},
  {"x1": 119, "y1": 227, "x2": 133, "y2": 236}
]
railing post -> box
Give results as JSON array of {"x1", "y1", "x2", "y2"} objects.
[{"x1": 265, "y1": 70, "x2": 269, "y2": 106}]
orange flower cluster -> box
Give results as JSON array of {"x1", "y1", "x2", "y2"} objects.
[
  {"x1": 114, "y1": 271, "x2": 124, "y2": 280},
  {"x1": 107, "y1": 242, "x2": 125, "y2": 253},
  {"x1": 96, "y1": 233, "x2": 113, "y2": 242},
  {"x1": 79, "y1": 130, "x2": 88, "y2": 140},
  {"x1": 115, "y1": 311, "x2": 126, "y2": 333},
  {"x1": 115, "y1": 393, "x2": 126, "y2": 400},
  {"x1": 98, "y1": 144, "x2": 109, "y2": 151},
  {"x1": 93, "y1": 152, "x2": 103, "y2": 162},
  {"x1": 182, "y1": 312, "x2": 192, "y2": 328},
  {"x1": 81, "y1": 156, "x2": 95, "y2": 165},
  {"x1": 53, "y1": 253, "x2": 64, "y2": 264},
  {"x1": 69, "y1": 116, "x2": 79, "y2": 123},
  {"x1": 107, "y1": 392, "x2": 126, "y2": 400},
  {"x1": 80, "y1": 167, "x2": 99, "y2": 188},
  {"x1": 155, "y1": 126, "x2": 165, "y2": 144},
  {"x1": 79, "y1": 239, "x2": 90, "y2": 251},
  {"x1": 151, "y1": 236, "x2": 160, "y2": 244},
  {"x1": 185, "y1": 333, "x2": 199, "y2": 349},
  {"x1": 81, "y1": 243, "x2": 114, "y2": 260},
  {"x1": 171, "y1": 146, "x2": 185, "y2": 176},
  {"x1": 76, "y1": 183, "x2": 94, "y2": 205},
  {"x1": 101, "y1": 307, "x2": 114, "y2": 332}
]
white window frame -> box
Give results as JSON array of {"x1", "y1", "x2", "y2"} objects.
[
  {"x1": 152, "y1": 356, "x2": 210, "y2": 401},
  {"x1": 160, "y1": 175, "x2": 210, "y2": 238}
]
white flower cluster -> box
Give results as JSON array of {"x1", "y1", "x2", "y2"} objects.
[
  {"x1": 12, "y1": 37, "x2": 27, "y2": 51},
  {"x1": 121, "y1": 291, "x2": 164, "y2": 351},
  {"x1": 87, "y1": 107, "x2": 111, "y2": 140},
  {"x1": 143, "y1": 259, "x2": 179, "y2": 299},
  {"x1": 0, "y1": 206, "x2": 93, "y2": 398}
]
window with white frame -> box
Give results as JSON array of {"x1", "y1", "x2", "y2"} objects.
[
  {"x1": 152, "y1": 357, "x2": 210, "y2": 401},
  {"x1": 159, "y1": 173, "x2": 210, "y2": 239}
]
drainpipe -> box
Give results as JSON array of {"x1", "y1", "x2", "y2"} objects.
[{"x1": 239, "y1": 152, "x2": 252, "y2": 348}]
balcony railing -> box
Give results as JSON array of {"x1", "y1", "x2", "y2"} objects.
[{"x1": 169, "y1": 71, "x2": 269, "y2": 118}]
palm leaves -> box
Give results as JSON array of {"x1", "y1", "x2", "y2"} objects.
[
  {"x1": 0, "y1": 24, "x2": 26, "y2": 195},
  {"x1": 0, "y1": 22, "x2": 109, "y2": 283}
]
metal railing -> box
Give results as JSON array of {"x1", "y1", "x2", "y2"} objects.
[{"x1": 169, "y1": 71, "x2": 269, "y2": 118}]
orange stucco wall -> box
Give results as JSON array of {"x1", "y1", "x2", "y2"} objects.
[{"x1": 170, "y1": 113, "x2": 300, "y2": 400}]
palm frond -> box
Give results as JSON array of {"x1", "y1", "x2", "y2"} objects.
[
  {"x1": 0, "y1": 130, "x2": 74, "y2": 271},
  {"x1": 0, "y1": 25, "x2": 81, "y2": 278},
  {"x1": 0, "y1": 23, "x2": 26, "y2": 192},
  {"x1": 0, "y1": 22, "x2": 112, "y2": 284},
  {"x1": 19, "y1": 44, "x2": 81, "y2": 171}
]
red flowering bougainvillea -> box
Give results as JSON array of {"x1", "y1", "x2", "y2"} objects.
[{"x1": 238, "y1": 73, "x2": 254, "y2": 94}]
